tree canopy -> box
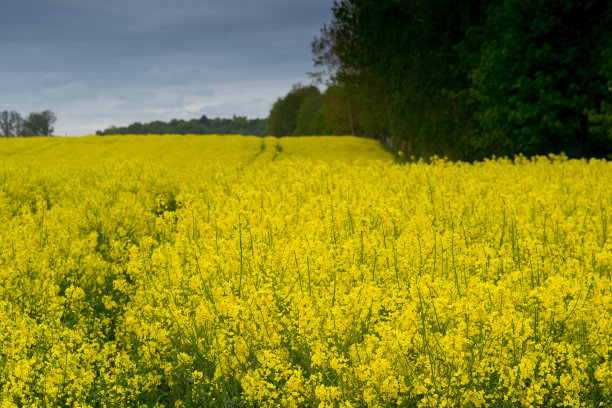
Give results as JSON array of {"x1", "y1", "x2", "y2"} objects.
[
  {"x1": 306, "y1": 0, "x2": 612, "y2": 160},
  {"x1": 96, "y1": 115, "x2": 267, "y2": 136},
  {"x1": 0, "y1": 110, "x2": 56, "y2": 137},
  {"x1": 268, "y1": 84, "x2": 322, "y2": 136}
]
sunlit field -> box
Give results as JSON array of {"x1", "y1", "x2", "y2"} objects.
[{"x1": 0, "y1": 135, "x2": 610, "y2": 407}]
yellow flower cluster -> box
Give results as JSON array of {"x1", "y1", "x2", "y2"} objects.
[{"x1": 0, "y1": 135, "x2": 610, "y2": 407}]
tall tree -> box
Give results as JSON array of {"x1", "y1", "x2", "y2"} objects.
[
  {"x1": 313, "y1": 0, "x2": 489, "y2": 158},
  {"x1": 588, "y1": 40, "x2": 612, "y2": 153},
  {"x1": 294, "y1": 92, "x2": 323, "y2": 135},
  {"x1": 268, "y1": 84, "x2": 321, "y2": 136},
  {"x1": 464, "y1": 0, "x2": 612, "y2": 158},
  {"x1": 0, "y1": 110, "x2": 24, "y2": 137},
  {"x1": 313, "y1": 0, "x2": 612, "y2": 159},
  {"x1": 0, "y1": 111, "x2": 11, "y2": 137},
  {"x1": 22, "y1": 110, "x2": 57, "y2": 136}
]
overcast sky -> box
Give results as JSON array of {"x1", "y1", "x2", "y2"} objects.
[{"x1": 0, "y1": 0, "x2": 334, "y2": 135}]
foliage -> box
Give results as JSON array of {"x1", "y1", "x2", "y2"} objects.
[
  {"x1": 0, "y1": 135, "x2": 610, "y2": 407},
  {"x1": 268, "y1": 84, "x2": 321, "y2": 136},
  {"x1": 271, "y1": 85, "x2": 367, "y2": 137},
  {"x1": 463, "y1": 0, "x2": 612, "y2": 159},
  {"x1": 0, "y1": 111, "x2": 24, "y2": 137},
  {"x1": 0, "y1": 110, "x2": 56, "y2": 137},
  {"x1": 293, "y1": 91, "x2": 323, "y2": 135},
  {"x1": 589, "y1": 37, "x2": 612, "y2": 149},
  {"x1": 312, "y1": 0, "x2": 490, "y2": 158},
  {"x1": 96, "y1": 115, "x2": 267, "y2": 136},
  {"x1": 311, "y1": 0, "x2": 612, "y2": 160},
  {"x1": 21, "y1": 110, "x2": 57, "y2": 136}
]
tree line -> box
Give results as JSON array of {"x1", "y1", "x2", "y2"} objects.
[
  {"x1": 268, "y1": 84, "x2": 362, "y2": 137},
  {"x1": 0, "y1": 110, "x2": 57, "y2": 137},
  {"x1": 269, "y1": 0, "x2": 612, "y2": 160},
  {"x1": 11, "y1": 0, "x2": 612, "y2": 161},
  {"x1": 95, "y1": 115, "x2": 267, "y2": 136}
]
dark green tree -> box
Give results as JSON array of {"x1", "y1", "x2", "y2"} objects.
[
  {"x1": 22, "y1": 110, "x2": 56, "y2": 136},
  {"x1": 268, "y1": 84, "x2": 321, "y2": 136},
  {"x1": 294, "y1": 92, "x2": 323, "y2": 135},
  {"x1": 96, "y1": 115, "x2": 267, "y2": 136},
  {"x1": 588, "y1": 41, "x2": 612, "y2": 153},
  {"x1": 313, "y1": 0, "x2": 489, "y2": 158},
  {"x1": 463, "y1": 0, "x2": 612, "y2": 158},
  {"x1": 0, "y1": 110, "x2": 24, "y2": 137},
  {"x1": 312, "y1": 0, "x2": 612, "y2": 159},
  {"x1": 199, "y1": 115, "x2": 210, "y2": 125},
  {"x1": 0, "y1": 111, "x2": 11, "y2": 137}
]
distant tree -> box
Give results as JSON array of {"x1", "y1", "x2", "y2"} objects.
[
  {"x1": 127, "y1": 122, "x2": 144, "y2": 134},
  {"x1": 317, "y1": 86, "x2": 355, "y2": 135},
  {"x1": 12, "y1": 111, "x2": 24, "y2": 136},
  {"x1": 0, "y1": 111, "x2": 10, "y2": 137},
  {"x1": 1, "y1": 111, "x2": 11, "y2": 137},
  {"x1": 0, "y1": 110, "x2": 24, "y2": 137},
  {"x1": 294, "y1": 92, "x2": 323, "y2": 135},
  {"x1": 96, "y1": 115, "x2": 268, "y2": 136},
  {"x1": 22, "y1": 110, "x2": 56, "y2": 136},
  {"x1": 231, "y1": 116, "x2": 248, "y2": 128},
  {"x1": 268, "y1": 84, "x2": 321, "y2": 136}
]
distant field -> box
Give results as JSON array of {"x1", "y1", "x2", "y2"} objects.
[
  {"x1": 0, "y1": 135, "x2": 610, "y2": 407},
  {"x1": 0, "y1": 134, "x2": 392, "y2": 168}
]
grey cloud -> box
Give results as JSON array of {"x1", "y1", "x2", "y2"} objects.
[{"x1": 1, "y1": 0, "x2": 334, "y2": 134}]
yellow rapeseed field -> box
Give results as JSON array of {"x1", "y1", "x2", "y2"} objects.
[{"x1": 0, "y1": 135, "x2": 610, "y2": 407}]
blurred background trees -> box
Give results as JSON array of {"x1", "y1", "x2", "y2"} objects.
[
  {"x1": 0, "y1": 110, "x2": 56, "y2": 137},
  {"x1": 0, "y1": 111, "x2": 24, "y2": 137},
  {"x1": 95, "y1": 115, "x2": 267, "y2": 136},
  {"x1": 268, "y1": 84, "x2": 321, "y2": 136}
]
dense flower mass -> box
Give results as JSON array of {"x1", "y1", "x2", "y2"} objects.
[{"x1": 0, "y1": 135, "x2": 610, "y2": 407}]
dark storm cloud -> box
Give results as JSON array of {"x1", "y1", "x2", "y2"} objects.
[{"x1": 0, "y1": 0, "x2": 333, "y2": 135}]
